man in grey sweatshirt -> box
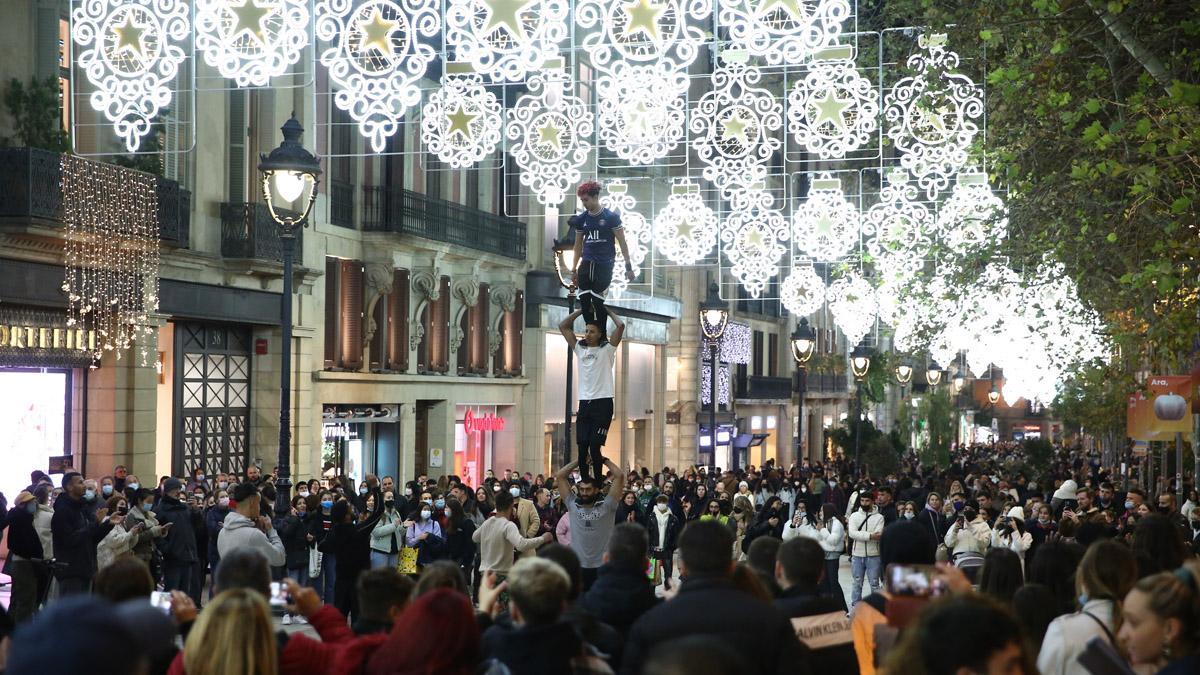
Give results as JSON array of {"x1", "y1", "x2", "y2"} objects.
[{"x1": 217, "y1": 481, "x2": 286, "y2": 566}]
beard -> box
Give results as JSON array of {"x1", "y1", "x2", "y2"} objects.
[{"x1": 577, "y1": 493, "x2": 598, "y2": 505}]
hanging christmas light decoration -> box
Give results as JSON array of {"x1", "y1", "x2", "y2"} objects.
[
  {"x1": 575, "y1": 0, "x2": 710, "y2": 73},
  {"x1": 60, "y1": 155, "x2": 160, "y2": 365},
  {"x1": 600, "y1": 179, "x2": 651, "y2": 300},
  {"x1": 720, "y1": 189, "x2": 788, "y2": 298},
  {"x1": 194, "y1": 0, "x2": 309, "y2": 87},
  {"x1": 420, "y1": 70, "x2": 503, "y2": 168},
  {"x1": 936, "y1": 170, "x2": 1008, "y2": 251},
  {"x1": 884, "y1": 33, "x2": 983, "y2": 200},
  {"x1": 786, "y1": 45, "x2": 878, "y2": 159},
  {"x1": 653, "y1": 177, "x2": 718, "y2": 265},
  {"x1": 863, "y1": 168, "x2": 934, "y2": 266},
  {"x1": 791, "y1": 173, "x2": 859, "y2": 261},
  {"x1": 315, "y1": 0, "x2": 440, "y2": 153},
  {"x1": 691, "y1": 61, "x2": 782, "y2": 200},
  {"x1": 71, "y1": 0, "x2": 190, "y2": 152},
  {"x1": 444, "y1": 0, "x2": 569, "y2": 82},
  {"x1": 505, "y1": 70, "x2": 593, "y2": 205},
  {"x1": 875, "y1": 275, "x2": 903, "y2": 327},
  {"x1": 780, "y1": 265, "x2": 825, "y2": 317},
  {"x1": 827, "y1": 271, "x2": 876, "y2": 346},
  {"x1": 718, "y1": 0, "x2": 850, "y2": 66},
  {"x1": 596, "y1": 63, "x2": 687, "y2": 165}
]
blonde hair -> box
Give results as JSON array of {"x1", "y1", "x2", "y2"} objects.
[
  {"x1": 1131, "y1": 561, "x2": 1200, "y2": 657},
  {"x1": 182, "y1": 588, "x2": 278, "y2": 675}
]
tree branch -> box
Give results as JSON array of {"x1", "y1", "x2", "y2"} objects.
[{"x1": 1084, "y1": 0, "x2": 1173, "y2": 91}]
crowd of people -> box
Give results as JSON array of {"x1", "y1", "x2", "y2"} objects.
[{"x1": 0, "y1": 441, "x2": 1199, "y2": 675}]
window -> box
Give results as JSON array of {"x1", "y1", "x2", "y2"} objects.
[
  {"x1": 323, "y1": 257, "x2": 364, "y2": 370},
  {"x1": 752, "y1": 330, "x2": 763, "y2": 377},
  {"x1": 768, "y1": 333, "x2": 779, "y2": 377}
]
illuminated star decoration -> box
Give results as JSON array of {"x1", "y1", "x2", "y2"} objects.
[
  {"x1": 446, "y1": 0, "x2": 569, "y2": 82},
  {"x1": 719, "y1": 0, "x2": 849, "y2": 65},
  {"x1": 537, "y1": 119, "x2": 562, "y2": 150},
  {"x1": 722, "y1": 110, "x2": 750, "y2": 145},
  {"x1": 446, "y1": 104, "x2": 477, "y2": 140},
  {"x1": 791, "y1": 174, "x2": 859, "y2": 261},
  {"x1": 358, "y1": 7, "x2": 400, "y2": 58},
  {"x1": 622, "y1": 0, "x2": 666, "y2": 42},
  {"x1": 757, "y1": 0, "x2": 804, "y2": 20},
  {"x1": 228, "y1": 0, "x2": 275, "y2": 43},
  {"x1": 505, "y1": 72, "x2": 593, "y2": 205},
  {"x1": 653, "y1": 178, "x2": 718, "y2": 265},
  {"x1": 112, "y1": 13, "x2": 147, "y2": 59},
  {"x1": 787, "y1": 48, "x2": 879, "y2": 159},
  {"x1": 691, "y1": 62, "x2": 782, "y2": 200},
  {"x1": 600, "y1": 180, "x2": 652, "y2": 300},
  {"x1": 811, "y1": 89, "x2": 852, "y2": 132},
  {"x1": 720, "y1": 189, "x2": 788, "y2": 298},
  {"x1": 596, "y1": 63, "x2": 687, "y2": 165},
  {"x1": 420, "y1": 73, "x2": 503, "y2": 168},
  {"x1": 482, "y1": 0, "x2": 531, "y2": 36}
]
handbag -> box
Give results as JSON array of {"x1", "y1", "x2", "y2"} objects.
[
  {"x1": 307, "y1": 546, "x2": 323, "y2": 579},
  {"x1": 397, "y1": 547, "x2": 419, "y2": 575}
]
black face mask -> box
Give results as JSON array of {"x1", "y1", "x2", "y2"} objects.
[{"x1": 384, "y1": 500, "x2": 395, "y2": 509}]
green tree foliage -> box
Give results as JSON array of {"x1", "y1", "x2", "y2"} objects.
[
  {"x1": 829, "y1": 416, "x2": 904, "y2": 477},
  {"x1": 916, "y1": 386, "x2": 955, "y2": 467},
  {"x1": 1053, "y1": 362, "x2": 1135, "y2": 441},
  {"x1": 872, "y1": 0, "x2": 1200, "y2": 372},
  {"x1": 3, "y1": 77, "x2": 69, "y2": 152},
  {"x1": 1022, "y1": 437, "x2": 1056, "y2": 478}
]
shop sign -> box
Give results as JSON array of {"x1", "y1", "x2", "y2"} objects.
[
  {"x1": 1127, "y1": 375, "x2": 1194, "y2": 441},
  {"x1": 0, "y1": 309, "x2": 99, "y2": 368},
  {"x1": 464, "y1": 409, "x2": 505, "y2": 434}
]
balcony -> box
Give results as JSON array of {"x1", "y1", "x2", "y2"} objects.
[
  {"x1": 0, "y1": 146, "x2": 190, "y2": 247},
  {"x1": 736, "y1": 375, "x2": 794, "y2": 400},
  {"x1": 220, "y1": 202, "x2": 302, "y2": 264},
  {"x1": 362, "y1": 185, "x2": 526, "y2": 260},
  {"x1": 807, "y1": 373, "x2": 848, "y2": 395}
]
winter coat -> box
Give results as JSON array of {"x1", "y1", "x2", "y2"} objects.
[
  {"x1": 775, "y1": 587, "x2": 860, "y2": 675},
  {"x1": 6, "y1": 506, "x2": 43, "y2": 560},
  {"x1": 847, "y1": 509, "x2": 884, "y2": 558},
  {"x1": 481, "y1": 620, "x2": 587, "y2": 675},
  {"x1": 276, "y1": 512, "x2": 310, "y2": 570},
  {"x1": 943, "y1": 518, "x2": 992, "y2": 556},
  {"x1": 579, "y1": 562, "x2": 658, "y2": 636},
  {"x1": 50, "y1": 493, "x2": 114, "y2": 580},
  {"x1": 217, "y1": 511, "x2": 286, "y2": 567},
  {"x1": 319, "y1": 493, "x2": 385, "y2": 581},
  {"x1": 443, "y1": 519, "x2": 477, "y2": 571},
  {"x1": 514, "y1": 498, "x2": 540, "y2": 558},
  {"x1": 622, "y1": 576, "x2": 810, "y2": 675},
  {"x1": 369, "y1": 509, "x2": 405, "y2": 554},
  {"x1": 1037, "y1": 599, "x2": 1118, "y2": 675},
  {"x1": 97, "y1": 521, "x2": 140, "y2": 570},
  {"x1": 204, "y1": 505, "x2": 230, "y2": 566},
  {"x1": 124, "y1": 505, "x2": 166, "y2": 564},
  {"x1": 646, "y1": 509, "x2": 680, "y2": 556},
  {"x1": 34, "y1": 503, "x2": 53, "y2": 559},
  {"x1": 154, "y1": 496, "x2": 198, "y2": 565}
]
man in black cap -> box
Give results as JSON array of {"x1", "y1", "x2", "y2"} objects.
[
  {"x1": 51, "y1": 471, "x2": 120, "y2": 595},
  {"x1": 154, "y1": 477, "x2": 198, "y2": 596}
]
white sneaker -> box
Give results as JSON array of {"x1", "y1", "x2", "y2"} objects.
[
  {"x1": 294, "y1": 615, "x2": 308, "y2": 625},
  {"x1": 281, "y1": 613, "x2": 293, "y2": 626}
]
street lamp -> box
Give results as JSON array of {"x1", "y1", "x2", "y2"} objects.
[
  {"x1": 988, "y1": 387, "x2": 1001, "y2": 405},
  {"x1": 699, "y1": 282, "x2": 728, "y2": 467},
  {"x1": 790, "y1": 317, "x2": 816, "y2": 463},
  {"x1": 850, "y1": 340, "x2": 872, "y2": 474},
  {"x1": 551, "y1": 235, "x2": 578, "y2": 469},
  {"x1": 894, "y1": 361, "x2": 913, "y2": 386},
  {"x1": 925, "y1": 360, "x2": 944, "y2": 387},
  {"x1": 259, "y1": 114, "x2": 320, "y2": 520},
  {"x1": 850, "y1": 341, "x2": 872, "y2": 380}
]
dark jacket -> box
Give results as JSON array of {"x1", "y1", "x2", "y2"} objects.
[
  {"x1": 154, "y1": 495, "x2": 198, "y2": 565},
  {"x1": 6, "y1": 506, "x2": 43, "y2": 560},
  {"x1": 205, "y1": 505, "x2": 230, "y2": 566},
  {"x1": 645, "y1": 509, "x2": 681, "y2": 556},
  {"x1": 276, "y1": 513, "x2": 310, "y2": 569},
  {"x1": 443, "y1": 518, "x2": 476, "y2": 571},
  {"x1": 879, "y1": 503, "x2": 899, "y2": 526},
  {"x1": 318, "y1": 493, "x2": 384, "y2": 581},
  {"x1": 621, "y1": 576, "x2": 810, "y2": 675},
  {"x1": 774, "y1": 587, "x2": 860, "y2": 674},
  {"x1": 50, "y1": 493, "x2": 113, "y2": 580},
  {"x1": 578, "y1": 562, "x2": 658, "y2": 636},
  {"x1": 481, "y1": 620, "x2": 586, "y2": 675}
]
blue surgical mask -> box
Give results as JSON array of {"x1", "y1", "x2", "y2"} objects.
[
  {"x1": 359, "y1": 487, "x2": 368, "y2": 496},
  {"x1": 321, "y1": 500, "x2": 333, "y2": 509},
  {"x1": 128, "y1": 482, "x2": 140, "y2": 491},
  {"x1": 102, "y1": 485, "x2": 113, "y2": 496},
  {"x1": 84, "y1": 489, "x2": 95, "y2": 501},
  {"x1": 434, "y1": 498, "x2": 445, "y2": 508},
  {"x1": 420, "y1": 510, "x2": 432, "y2": 520},
  {"x1": 26, "y1": 502, "x2": 37, "y2": 514},
  {"x1": 1124, "y1": 500, "x2": 1134, "y2": 510},
  {"x1": 1078, "y1": 592, "x2": 1090, "y2": 606}
]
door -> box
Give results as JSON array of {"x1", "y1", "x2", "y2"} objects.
[{"x1": 174, "y1": 323, "x2": 251, "y2": 477}]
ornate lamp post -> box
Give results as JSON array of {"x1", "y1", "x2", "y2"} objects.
[
  {"x1": 552, "y1": 235, "x2": 578, "y2": 469},
  {"x1": 259, "y1": 114, "x2": 320, "y2": 519},
  {"x1": 895, "y1": 357, "x2": 913, "y2": 452},
  {"x1": 850, "y1": 340, "x2": 872, "y2": 474},
  {"x1": 790, "y1": 317, "x2": 816, "y2": 463},
  {"x1": 925, "y1": 360, "x2": 944, "y2": 387},
  {"x1": 699, "y1": 282, "x2": 729, "y2": 467}
]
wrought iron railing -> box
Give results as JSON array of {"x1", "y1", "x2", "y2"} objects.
[
  {"x1": 329, "y1": 179, "x2": 354, "y2": 228},
  {"x1": 220, "y1": 202, "x2": 302, "y2": 263},
  {"x1": 362, "y1": 185, "x2": 527, "y2": 260},
  {"x1": 0, "y1": 147, "x2": 191, "y2": 247},
  {"x1": 736, "y1": 375, "x2": 794, "y2": 399},
  {"x1": 807, "y1": 373, "x2": 848, "y2": 394}
]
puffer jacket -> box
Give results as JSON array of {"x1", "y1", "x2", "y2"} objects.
[
  {"x1": 97, "y1": 522, "x2": 140, "y2": 570},
  {"x1": 944, "y1": 518, "x2": 992, "y2": 556},
  {"x1": 369, "y1": 508, "x2": 405, "y2": 554},
  {"x1": 847, "y1": 509, "x2": 883, "y2": 558},
  {"x1": 124, "y1": 505, "x2": 166, "y2": 564}
]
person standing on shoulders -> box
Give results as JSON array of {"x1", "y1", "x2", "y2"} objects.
[
  {"x1": 558, "y1": 306, "x2": 625, "y2": 483},
  {"x1": 567, "y1": 179, "x2": 634, "y2": 331}
]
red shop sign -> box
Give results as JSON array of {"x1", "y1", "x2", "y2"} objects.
[{"x1": 464, "y1": 409, "x2": 505, "y2": 434}]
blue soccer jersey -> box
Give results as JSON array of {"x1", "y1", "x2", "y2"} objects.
[{"x1": 574, "y1": 208, "x2": 623, "y2": 264}]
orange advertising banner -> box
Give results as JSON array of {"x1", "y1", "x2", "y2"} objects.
[{"x1": 1127, "y1": 375, "x2": 1194, "y2": 441}]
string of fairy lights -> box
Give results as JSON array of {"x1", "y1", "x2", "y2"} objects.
[{"x1": 64, "y1": 0, "x2": 1108, "y2": 402}]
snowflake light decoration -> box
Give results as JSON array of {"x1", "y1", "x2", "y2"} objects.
[
  {"x1": 936, "y1": 171, "x2": 1008, "y2": 251},
  {"x1": 827, "y1": 271, "x2": 876, "y2": 346},
  {"x1": 195, "y1": 0, "x2": 309, "y2": 87},
  {"x1": 72, "y1": 0, "x2": 190, "y2": 152},
  {"x1": 786, "y1": 46, "x2": 878, "y2": 158},
  {"x1": 600, "y1": 180, "x2": 651, "y2": 300},
  {"x1": 792, "y1": 174, "x2": 859, "y2": 261},
  {"x1": 505, "y1": 71, "x2": 593, "y2": 205},
  {"x1": 445, "y1": 0, "x2": 569, "y2": 82},
  {"x1": 691, "y1": 61, "x2": 782, "y2": 200},
  {"x1": 653, "y1": 177, "x2": 718, "y2": 265},
  {"x1": 720, "y1": 189, "x2": 788, "y2": 298},
  {"x1": 420, "y1": 71, "x2": 503, "y2": 168},
  {"x1": 718, "y1": 0, "x2": 850, "y2": 66},
  {"x1": 316, "y1": 0, "x2": 440, "y2": 153},
  {"x1": 597, "y1": 63, "x2": 687, "y2": 165},
  {"x1": 780, "y1": 265, "x2": 825, "y2": 317},
  {"x1": 884, "y1": 33, "x2": 983, "y2": 200},
  {"x1": 575, "y1": 0, "x2": 710, "y2": 73},
  {"x1": 863, "y1": 168, "x2": 933, "y2": 265}
]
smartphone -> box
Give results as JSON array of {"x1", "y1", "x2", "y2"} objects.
[
  {"x1": 885, "y1": 564, "x2": 946, "y2": 598},
  {"x1": 269, "y1": 581, "x2": 290, "y2": 606},
  {"x1": 645, "y1": 559, "x2": 656, "y2": 581},
  {"x1": 149, "y1": 591, "x2": 172, "y2": 614}
]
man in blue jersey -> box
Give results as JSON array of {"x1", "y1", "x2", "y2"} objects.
[{"x1": 568, "y1": 180, "x2": 634, "y2": 331}]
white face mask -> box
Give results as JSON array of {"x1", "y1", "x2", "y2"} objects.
[
  {"x1": 444, "y1": 508, "x2": 453, "y2": 519},
  {"x1": 509, "y1": 487, "x2": 521, "y2": 498},
  {"x1": 656, "y1": 504, "x2": 669, "y2": 513},
  {"x1": 298, "y1": 490, "x2": 309, "y2": 498},
  {"x1": 420, "y1": 510, "x2": 432, "y2": 520}
]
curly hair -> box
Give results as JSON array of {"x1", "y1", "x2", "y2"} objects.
[{"x1": 576, "y1": 180, "x2": 602, "y2": 198}]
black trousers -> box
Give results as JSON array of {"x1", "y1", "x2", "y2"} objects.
[
  {"x1": 577, "y1": 260, "x2": 614, "y2": 328},
  {"x1": 577, "y1": 397, "x2": 614, "y2": 481}
]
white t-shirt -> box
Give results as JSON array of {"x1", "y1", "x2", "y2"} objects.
[{"x1": 575, "y1": 341, "x2": 616, "y2": 401}]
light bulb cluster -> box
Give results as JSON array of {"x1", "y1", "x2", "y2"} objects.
[{"x1": 60, "y1": 155, "x2": 160, "y2": 366}]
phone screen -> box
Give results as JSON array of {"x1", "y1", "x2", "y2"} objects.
[
  {"x1": 645, "y1": 559, "x2": 655, "y2": 580},
  {"x1": 885, "y1": 564, "x2": 946, "y2": 597},
  {"x1": 269, "y1": 581, "x2": 289, "y2": 606},
  {"x1": 149, "y1": 591, "x2": 172, "y2": 614}
]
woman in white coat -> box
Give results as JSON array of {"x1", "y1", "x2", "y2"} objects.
[
  {"x1": 812, "y1": 503, "x2": 846, "y2": 608},
  {"x1": 991, "y1": 506, "x2": 1033, "y2": 569},
  {"x1": 1037, "y1": 540, "x2": 1137, "y2": 675}
]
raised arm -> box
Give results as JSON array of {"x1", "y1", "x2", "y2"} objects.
[
  {"x1": 558, "y1": 309, "x2": 583, "y2": 345},
  {"x1": 555, "y1": 460, "x2": 579, "y2": 489},
  {"x1": 605, "y1": 459, "x2": 625, "y2": 497},
  {"x1": 607, "y1": 307, "x2": 626, "y2": 348}
]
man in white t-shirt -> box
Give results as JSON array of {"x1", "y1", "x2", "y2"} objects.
[{"x1": 558, "y1": 306, "x2": 625, "y2": 482}]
